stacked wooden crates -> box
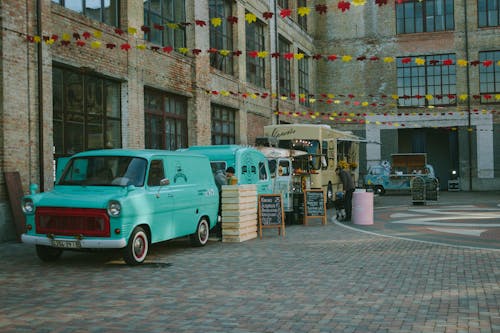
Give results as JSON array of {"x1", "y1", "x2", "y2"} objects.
[{"x1": 221, "y1": 184, "x2": 258, "y2": 242}]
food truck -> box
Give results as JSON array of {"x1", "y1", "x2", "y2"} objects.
[
  {"x1": 180, "y1": 145, "x2": 273, "y2": 195},
  {"x1": 255, "y1": 146, "x2": 306, "y2": 213},
  {"x1": 262, "y1": 124, "x2": 361, "y2": 208},
  {"x1": 364, "y1": 153, "x2": 437, "y2": 195}
]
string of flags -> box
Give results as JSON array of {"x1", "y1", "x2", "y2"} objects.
[
  {"x1": 24, "y1": 32, "x2": 500, "y2": 68},
  {"x1": 205, "y1": 90, "x2": 500, "y2": 104}
]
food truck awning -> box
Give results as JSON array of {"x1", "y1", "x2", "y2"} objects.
[{"x1": 337, "y1": 137, "x2": 380, "y2": 144}]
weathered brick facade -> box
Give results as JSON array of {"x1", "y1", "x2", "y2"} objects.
[{"x1": 0, "y1": 1, "x2": 499, "y2": 241}]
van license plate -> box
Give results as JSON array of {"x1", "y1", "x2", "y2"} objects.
[{"x1": 51, "y1": 240, "x2": 81, "y2": 249}]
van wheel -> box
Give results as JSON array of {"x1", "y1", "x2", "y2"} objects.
[
  {"x1": 190, "y1": 218, "x2": 210, "y2": 247},
  {"x1": 123, "y1": 227, "x2": 149, "y2": 265},
  {"x1": 36, "y1": 245, "x2": 63, "y2": 262},
  {"x1": 374, "y1": 185, "x2": 385, "y2": 195}
]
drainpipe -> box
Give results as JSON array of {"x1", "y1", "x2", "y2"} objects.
[
  {"x1": 463, "y1": 0, "x2": 472, "y2": 190},
  {"x1": 274, "y1": 0, "x2": 279, "y2": 124},
  {"x1": 36, "y1": 0, "x2": 45, "y2": 191}
]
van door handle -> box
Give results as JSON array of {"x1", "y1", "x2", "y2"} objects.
[{"x1": 167, "y1": 194, "x2": 174, "y2": 198}]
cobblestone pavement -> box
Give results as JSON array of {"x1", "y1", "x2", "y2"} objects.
[{"x1": 0, "y1": 192, "x2": 499, "y2": 333}]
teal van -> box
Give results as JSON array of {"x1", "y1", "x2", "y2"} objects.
[
  {"x1": 181, "y1": 145, "x2": 272, "y2": 195},
  {"x1": 21, "y1": 149, "x2": 219, "y2": 265}
]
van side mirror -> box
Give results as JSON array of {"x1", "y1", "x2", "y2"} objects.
[
  {"x1": 29, "y1": 183, "x2": 39, "y2": 195},
  {"x1": 160, "y1": 178, "x2": 170, "y2": 186}
]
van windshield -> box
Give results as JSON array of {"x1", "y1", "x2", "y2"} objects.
[{"x1": 58, "y1": 156, "x2": 147, "y2": 186}]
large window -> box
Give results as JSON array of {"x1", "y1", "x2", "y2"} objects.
[
  {"x1": 278, "y1": 36, "x2": 291, "y2": 97},
  {"x1": 396, "y1": 54, "x2": 457, "y2": 107},
  {"x1": 278, "y1": 0, "x2": 288, "y2": 8},
  {"x1": 479, "y1": 51, "x2": 500, "y2": 104},
  {"x1": 51, "y1": 0, "x2": 119, "y2": 26},
  {"x1": 297, "y1": 0, "x2": 307, "y2": 30},
  {"x1": 145, "y1": 89, "x2": 188, "y2": 150},
  {"x1": 396, "y1": 0, "x2": 454, "y2": 34},
  {"x1": 211, "y1": 105, "x2": 236, "y2": 145},
  {"x1": 479, "y1": 0, "x2": 500, "y2": 27},
  {"x1": 143, "y1": 0, "x2": 186, "y2": 48},
  {"x1": 209, "y1": 0, "x2": 233, "y2": 75},
  {"x1": 298, "y1": 50, "x2": 310, "y2": 107},
  {"x1": 246, "y1": 17, "x2": 266, "y2": 88},
  {"x1": 53, "y1": 66, "x2": 121, "y2": 157}
]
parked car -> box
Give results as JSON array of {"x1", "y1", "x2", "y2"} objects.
[{"x1": 21, "y1": 149, "x2": 219, "y2": 265}]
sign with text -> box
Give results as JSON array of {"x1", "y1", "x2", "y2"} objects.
[
  {"x1": 304, "y1": 189, "x2": 326, "y2": 225},
  {"x1": 258, "y1": 194, "x2": 285, "y2": 238}
]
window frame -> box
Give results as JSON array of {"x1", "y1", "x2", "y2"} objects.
[
  {"x1": 143, "y1": 0, "x2": 186, "y2": 49},
  {"x1": 298, "y1": 49, "x2": 310, "y2": 107},
  {"x1": 478, "y1": 0, "x2": 500, "y2": 28},
  {"x1": 396, "y1": 54, "x2": 457, "y2": 107},
  {"x1": 211, "y1": 104, "x2": 236, "y2": 145},
  {"x1": 51, "y1": 0, "x2": 119, "y2": 26},
  {"x1": 396, "y1": 0, "x2": 455, "y2": 34},
  {"x1": 144, "y1": 88, "x2": 188, "y2": 150},
  {"x1": 53, "y1": 65, "x2": 122, "y2": 158},
  {"x1": 209, "y1": 0, "x2": 234, "y2": 75},
  {"x1": 479, "y1": 50, "x2": 500, "y2": 104},
  {"x1": 245, "y1": 16, "x2": 266, "y2": 88},
  {"x1": 278, "y1": 36, "x2": 292, "y2": 97}
]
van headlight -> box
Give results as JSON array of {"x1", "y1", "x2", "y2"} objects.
[
  {"x1": 22, "y1": 198, "x2": 35, "y2": 214},
  {"x1": 107, "y1": 200, "x2": 121, "y2": 217}
]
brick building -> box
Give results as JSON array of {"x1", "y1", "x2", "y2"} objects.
[{"x1": 1, "y1": 1, "x2": 499, "y2": 241}]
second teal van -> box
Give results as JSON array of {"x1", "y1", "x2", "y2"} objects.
[{"x1": 181, "y1": 145, "x2": 272, "y2": 195}]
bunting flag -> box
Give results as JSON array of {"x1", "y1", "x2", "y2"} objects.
[{"x1": 23, "y1": 32, "x2": 500, "y2": 69}]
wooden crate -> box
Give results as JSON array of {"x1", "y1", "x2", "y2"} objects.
[{"x1": 221, "y1": 185, "x2": 258, "y2": 243}]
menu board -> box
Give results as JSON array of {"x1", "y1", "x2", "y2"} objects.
[
  {"x1": 304, "y1": 189, "x2": 326, "y2": 225},
  {"x1": 258, "y1": 194, "x2": 285, "y2": 238}
]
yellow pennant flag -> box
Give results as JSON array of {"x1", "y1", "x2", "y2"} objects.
[
  {"x1": 211, "y1": 17, "x2": 222, "y2": 27},
  {"x1": 91, "y1": 41, "x2": 102, "y2": 49},
  {"x1": 297, "y1": 7, "x2": 311, "y2": 16},
  {"x1": 245, "y1": 13, "x2": 257, "y2": 24}
]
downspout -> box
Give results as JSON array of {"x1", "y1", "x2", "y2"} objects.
[
  {"x1": 36, "y1": 0, "x2": 45, "y2": 191},
  {"x1": 463, "y1": 0, "x2": 472, "y2": 190},
  {"x1": 274, "y1": 0, "x2": 279, "y2": 124}
]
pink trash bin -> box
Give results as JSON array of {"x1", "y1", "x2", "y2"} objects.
[{"x1": 352, "y1": 190, "x2": 374, "y2": 225}]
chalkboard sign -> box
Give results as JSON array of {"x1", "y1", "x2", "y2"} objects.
[
  {"x1": 304, "y1": 189, "x2": 326, "y2": 225},
  {"x1": 258, "y1": 194, "x2": 285, "y2": 238}
]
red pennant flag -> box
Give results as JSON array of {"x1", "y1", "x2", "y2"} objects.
[
  {"x1": 162, "y1": 46, "x2": 173, "y2": 53},
  {"x1": 280, "y1": 9, "x2": 292, "y2": 18},
  {"x1": 442, "y1": 59, "x2": 453, "y2": 66},
  {"x1": 263, "y1": 12, "x2": 274, "y2": 20},
  {"x1": 106, "y1": 43, "x2": 116, "y2": 49},
  {"x1": 120, "y1": 43, "x2": 131, "y2": 51},
  {"x1": 401, "y1": 57, "x2": 411, "y2": 64},
  {"x1": 114, "y1": 28, "x2": 124, "y2": 35},
  {"x1": 233, "y1": 50, "x2": 242, "y2": 56},
  {"x1": 482, "y1": 60, "x2": 493, "y2": 67},
  {"x1": 338, "y1": 1, "x2": 351, "y2": 12},
  {"x1": 82, "y1": 31, "x2": 91, "y2": 39},
  {"x1": 375, "y1": 0, "x2": 388, "y2": 6},
  {"x1": 227, "y1": 16, "x2": 238, "y2": 24},
  {"x1": 141, "y1": 25, "x2": 151, "y2": 33},
  {"x1": 248, "y1": 51, "x2": 258, "y2": 58},
  {"x1": 313, "y1": 54, "x2": 323, "y2": 60},
  {"x1": 327, "y1": 54, "x2": 338, "y2": 61},
  {"x1": 76, "y1": 40, "x2": 86, "y2": 47},
  {"x1": 153, "y1": 24, "x2": 164, "y2": 31},
  {"x1": 315, "y1": 4, "x2": 328, "y2": 14},
  {"x1": 61, "y1": 40, "x2": 71, "y2": 46},
  {"x1": 195, "y1": 20, "x2": 206, "y2": 27},
  {"x1": 271, "y1": 52, "x2": 280, "y2": 58},
  {"x1": 284, "y1": 53, "x2": 294, "y2": 60},
  {"x1": 192, "y1": 49, "x2": 202, "y2": 55}
]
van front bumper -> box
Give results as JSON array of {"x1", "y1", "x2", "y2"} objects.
[{"x1": 21, "y1": 234, "x2": 127, "y2": 249}]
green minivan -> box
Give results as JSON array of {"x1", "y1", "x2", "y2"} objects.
[{"x1": 21, "y1": 149, "x2": 219, "y2": 265}]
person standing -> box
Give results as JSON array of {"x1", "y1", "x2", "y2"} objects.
[
  {"x1": 336, "y1": 166, "x2": 355, "y2": 221},
  {"x1": 213, "y1": 167, "x2": 235, "y2": 238}
]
